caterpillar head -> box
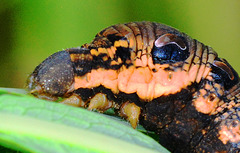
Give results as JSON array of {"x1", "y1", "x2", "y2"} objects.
[{"x1": 27, "y1": 51, "x2": 75, "y2": 100}]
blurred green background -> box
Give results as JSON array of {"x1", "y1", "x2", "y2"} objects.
[{"x1": 0, "y1": 0, "x2": 239, "y2": 88}]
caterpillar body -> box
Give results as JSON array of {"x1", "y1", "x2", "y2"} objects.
[{"x1": 27, "y1": 22, "x2": 240, "y2": 153}]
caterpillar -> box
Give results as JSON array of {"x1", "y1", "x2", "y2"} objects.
[{"x1": 27, "y1": 21, "x2": 240, "y2": 152}]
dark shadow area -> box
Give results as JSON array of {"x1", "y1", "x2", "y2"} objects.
[{"x1": 0, "y1": 5, "x2": 16, "y2": 87}]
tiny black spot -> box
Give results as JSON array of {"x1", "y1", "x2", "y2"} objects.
[
  {"x1": 209, "y1": 94, "x2": 215, "y2": 101},
  {"x1": 152, "y1": 68, "x2": 157, "y2": 72}
]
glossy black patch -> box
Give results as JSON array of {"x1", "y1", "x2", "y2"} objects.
[
  {"x1": 151, "y1": 44, "x2": 189, "y2": 64},
  {"x1": 211, "y1": 58, "x2": 239, "y2": 90}
]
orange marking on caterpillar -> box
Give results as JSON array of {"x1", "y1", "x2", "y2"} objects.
[{"x1": 219, "y1": 121, "x2": 240, "y2": 144}]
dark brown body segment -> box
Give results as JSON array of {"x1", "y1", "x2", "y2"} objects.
[{"x1": 27, "y1": 22, "x2": 240, "y2": 152}]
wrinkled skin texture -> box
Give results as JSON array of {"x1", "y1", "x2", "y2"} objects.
[{"x1": 27, "y1": 22, "x2": 240, "y2": 153}]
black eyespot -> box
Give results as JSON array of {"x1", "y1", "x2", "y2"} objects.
[
  {"x1": 211, "y1": 58, "x2": 239, "y2": 90},
  {"x1": 151, "y1": 34, "x2": 189, "y2": 64}
]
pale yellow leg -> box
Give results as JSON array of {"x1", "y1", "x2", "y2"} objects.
[
  {"x1": 120, "y1": 102, "x2": 141, "y2": 129},
  {"x1": 88, "y1": 93, "x2": 113, "y2": 112},
  {"x1": 59, "y1": 94, "x2": 85, "y2": 107}
]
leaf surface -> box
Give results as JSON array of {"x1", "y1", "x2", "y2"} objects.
[{"x1": 0, "y1": 88, "x2": 169, "y2": 153}]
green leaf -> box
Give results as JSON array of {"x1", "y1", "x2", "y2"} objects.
[{"x1": 0, "y1": 88, "x2": 169, "y2": 153}]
